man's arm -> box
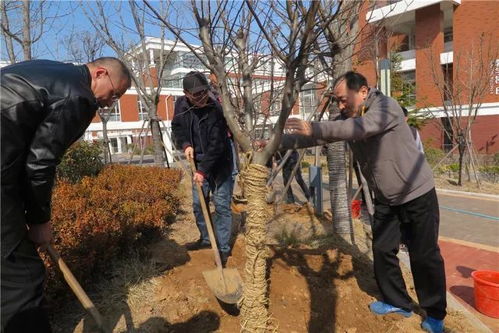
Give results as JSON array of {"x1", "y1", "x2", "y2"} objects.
[
  {"x1": 24, "y1": 96, "x2": 96, "y2": 225},
  {"x1": 281, "y1": 98, "x2": 401, "y2": 150},
  {"x1": 171, "y1": 98, "x2": 192, "y2": 151}
]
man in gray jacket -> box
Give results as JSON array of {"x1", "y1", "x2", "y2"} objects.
[{"x1": 283, "y1": 71, "x2": 446, "y2": 333}]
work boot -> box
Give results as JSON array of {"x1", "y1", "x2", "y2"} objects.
[
  {"x1": 369, "y1": 301, "x2": 412, "y2": 317},
  {"x1": 185, "y1": 239, "x2": 211, "y2": 251},
  {"x1": 421, "y1": 317, "x2": 444, "y2": 333}
]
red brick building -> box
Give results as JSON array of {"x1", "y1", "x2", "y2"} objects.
[
  {"x1": 354, "y1": 0, "x2": 499, "y2": 154},
  {"x1": 84, "y1": 38, "x2": 303, "y2": 158}
]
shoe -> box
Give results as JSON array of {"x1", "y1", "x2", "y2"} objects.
[
  {"x1": 185, "y1": 239, "x2": 211, "y2": 251},
  {"x1": 421, "y1": 317, "x2": 444, "y2": 333},
  {"x1": 369, "y1": 301, "x2": 412, "y2": 317}
]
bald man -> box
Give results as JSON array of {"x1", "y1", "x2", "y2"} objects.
[{"x1": 1, "y1": 57, "x2": 131, "y2": 332}]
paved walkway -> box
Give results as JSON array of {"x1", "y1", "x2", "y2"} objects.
[{"x1": 439, "y1": 238, "x2": 499, "y2": 332}]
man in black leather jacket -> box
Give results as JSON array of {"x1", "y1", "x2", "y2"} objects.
[
  {"x1": 172, "y1": 71, "x2": 234, "y2": 267},
  {"x1": 1, "y1": 57, "x2": 131, "y2": 332}
]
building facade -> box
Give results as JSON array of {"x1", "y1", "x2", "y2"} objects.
[
  {"x1": 355, "y1": 0, "x2": 499, "y2": 154},
  {"x1": 84, "y1": 38, "x2": 310, "y2": 161}
]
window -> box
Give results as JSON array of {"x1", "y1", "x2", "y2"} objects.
[
  {"x1": 442, "y1": 64, "x2": 453, "y2": 102},
  {"x1": 161, "y1": 73, "x2": 183, "y2": 88},
  {"x1": 108, "y1": 102, "x2": 121, "y2": 122},
  {"x1": 182, "y1": 54, "x2": 203, "y2": 68},
  {"x1": 269, "y1": 90, "x2": 283, "y2": 116},
  {"x1": 399, "y1": 35, "x2": 410, "y2": 52},
  {"x1": 300, "y1": 84, "x2": 317, "y2": 117},
  {"x1": 444, "y1": 27, "x2": 453, "y2": 43},
  {"x1": 137, "y1": 100, "x2": 148, "y2": 121},
  {"x1": 400, "y1": 70, "x2": 416, "y2": 107},
  {"x1": 110, "y1": 137, "x2": 119, "y2": 154},
  {"x1": 441, "y1": 117, "x2": 454, "y2": 152},
  {"x1": 253, "y1": 94, "x2": 262, "y2": 114}
]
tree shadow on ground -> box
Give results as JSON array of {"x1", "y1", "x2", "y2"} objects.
[
  {"x1": 269, "y1": 227, "x2": 424, "y2": 333},
  {"x1": 270, "y1": 245, "x2": 355, "y2": 333},
  {"x1": 129, "y1": 310, "x2": 220, "y2": 333}
]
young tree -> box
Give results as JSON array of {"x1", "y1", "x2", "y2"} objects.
[
  {"x1": 63, "y1": 30, "x2": 105, "y2": 64},
  {"x1": 427, "y1": 34, "x2": 498, "y2": 186},
  {"x1": 82, "y1": 1, "x2": 177, "y2": 166},
  {"x1": 143, "y1": 1, "x2": 341, "y2": 330},
  {"x1": 316, "y1": 1, "x2": 362, "y2": 239},
  {"x1": 1, "y1": 0, "x2": 68, "y2": 62}
]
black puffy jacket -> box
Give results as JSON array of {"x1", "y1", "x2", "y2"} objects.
[
  {"x1": 171, "y1": 95, "x2": 233, "y2": 184},
  {"x1": 1, "y1": 60, "x2": 98, "y2": 256}
]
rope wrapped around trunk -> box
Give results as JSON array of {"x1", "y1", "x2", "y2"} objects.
[{"x1": 239, "y1": 164, "x2": 276, "y2": 332}]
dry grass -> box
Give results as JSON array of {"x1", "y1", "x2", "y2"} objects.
[{"x1": 434, "y1": 175, "x2": 499, "y2": 195}]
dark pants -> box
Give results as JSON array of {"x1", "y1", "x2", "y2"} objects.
[
  {"x1": 372, "y1": 188, "x2": 447, "y2": 320},
  {"x1": 282, "y1": 162, "x2": 311, "y2": 204},
  {"x1": 192, "y1": 175, "x2": 234, "y2": 254},
  {"x1": 1, "y1": 237, "x2": 51, "y2": 333}
]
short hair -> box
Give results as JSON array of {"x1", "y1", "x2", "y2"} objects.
[
  {"x1": 89, "y1": 57, "x2": 132, "y2": 87},
  {"x1": 333, "y1": 71, "x2": 368, "y2": 92}
]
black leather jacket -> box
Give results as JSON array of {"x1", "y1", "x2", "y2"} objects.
[
  {"x1": 172, "y1": 95, "x2": 233, "y2": 184},
  {"x1": 1, "y1": 60, "x2": 98, "y2": 256}
]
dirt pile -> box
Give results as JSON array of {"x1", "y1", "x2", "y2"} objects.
[{"x1": 56, "y1": 180, "x2": 483, "y2": 333}]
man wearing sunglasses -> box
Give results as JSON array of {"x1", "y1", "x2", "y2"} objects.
[
  {"x1": 1, "y1": 57, "x2": 131, "y2": 332},
  {"x1": 172, "y1": 71, "x2": 234, "y2": 267}
]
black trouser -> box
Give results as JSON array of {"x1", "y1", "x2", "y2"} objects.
[
  {"x1": 1, "y1": 237, "x2": 52, "y2": 333},
  {"x1": 372, "y1": 188, "x2": 447, "y2": 320},
  {"x1": 282, "y1": 162, "x2": 311, "y2": 204}
]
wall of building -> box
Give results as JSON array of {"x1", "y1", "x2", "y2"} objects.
[
  {"x1": 415, "y1": 4, "x2": 444, "y2": 108},
  {"x1": 453, "y1": 0, "x2": 499, "y2": 104},
  {"x1": 353, "y1": 2, "x2": 379, "y2": 87},
  {"x1": 419, "y1": 114, "x2": 499, "y2": 154}
]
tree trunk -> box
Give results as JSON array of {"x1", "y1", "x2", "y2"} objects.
[
  {"x1": 1, "y1": 2, "x2": 16, "y2": 63},
  {"x1": 101, "y1": 118, "x2": 112, "y2": 164},
  {"x1": 326, "y1": 104, "x2": 352, "y2": 236},
  {"x1": 21, "y1": 0, "x2": 31, "y2": 60},
  {"x1": 150, "y1": 118, "x2": 165, "y2": 166},
  {"x1": 240, "y1": 164, "x2": 272, "y2": 333},
  {"x1": 458, "y1": 142, "x2": 465, "y2": 186}
]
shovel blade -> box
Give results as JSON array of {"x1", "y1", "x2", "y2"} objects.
[{"x1": 202, "y1": 268, "x2": 243, "y2": 304}]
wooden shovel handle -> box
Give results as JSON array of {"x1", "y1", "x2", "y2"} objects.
[
  {"x1": 189, "y1": 159, "x2": 224, "y2": 271},
  {"x1": 46, "y1": 244, "x2": 106, "y2": 332}
]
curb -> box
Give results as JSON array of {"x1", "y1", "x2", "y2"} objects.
[
  {"x1": 436, "y1": 188, "x2": 499, "y2": 200},
  {"x1": 398, "y1": 252, "x2": 493, "y2": 333}
]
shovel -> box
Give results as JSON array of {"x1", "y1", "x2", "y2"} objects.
[
  {"x1": 189, "y1": 159, "x2": 243, "y2": 304},
  {"x1": 46, "y1": 244, "x2": 107, "y2": 333}
]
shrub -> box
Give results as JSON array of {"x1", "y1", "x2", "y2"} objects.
[
  {"x1": 46, "y1": 165, "x2": 183, "y2": 298},
  {"x1": 479, "y1": 165, "x2": 499, "y2": 174},
  {"x1": 448, "y1": 163, "x2": 460, "y2": 173},
  {"x1": 57, "y1": 140, "x2": 104, "y2": 183},
  {"x1": 301, "y1": 161, "x2": 310, "y2": 169},
  {"x1": 424, "y1": 146, "x2": 445, "y2": 167}
]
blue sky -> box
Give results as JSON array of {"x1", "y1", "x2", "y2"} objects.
[{"x1": 1, "y1": 0, "x2": 201, "y2": 62}]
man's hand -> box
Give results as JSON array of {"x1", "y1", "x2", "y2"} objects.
[
  {"x1": 193, "y1": 171, "x2": 205, "y2": 185},
  {"x1": 253, "y1": 140, "x2": 268, "y2": 151},
  {"x1": 285, "y1": 118, "x2": 313, "y2": 136},
  {"x1": 28, "y1": 221, "x2": 53, "y2": 250},
  {"x1": 185, "y1": 146, "x2": 194, "y2": 160}
]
